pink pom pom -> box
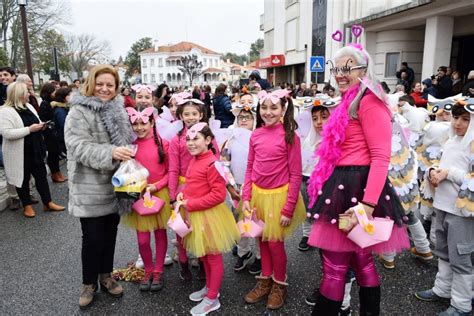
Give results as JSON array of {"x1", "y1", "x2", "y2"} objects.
[
  {"x1": 385, "y1": 195, "x2": 390, "y2": 201},
  {"x1": 313, "y1": 214, "x2": 320, "y2": 220},
  {"x1": 331, "y1": 219, "x2": 337, "y2": 224},
  {"x1": 325, "y1": 199, "x2": 331, "y2": 205},
  {"x1": 389, "y1": 183, "x2": 393, "y2": 187},
  {"x1": 338, "y1": 184, "x2": 344, "y2": 190},
  {"x1": 363, "y1": 188, "x2": 366, "y2": 192},
  {"x1": 402, "y1": 216, "x2": 409, "y2": 221},
  {"x1": 318, "y1": 190, "x2": 323, "y2": 196},
  {"x1": 351, "y1": 197, "x2": 357, "y2": 203},
  {"x1": 306, "y1": 212, "x2": 311, "y2": 218}
]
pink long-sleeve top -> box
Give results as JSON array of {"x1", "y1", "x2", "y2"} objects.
[
  {"x1": 183, "y1": 150, "x2": 227, "y2": 212},
  {"x1": 134, "y1": 135, "x2": 169, "y2": 191},
  {"x1": 337, "y1": 90, "x2": 392, "y2": 206},
  {"x1": 242, "y1": 123, "x2": 302, "y2": 218},
  {"x1": 168, "y1": 127, "x2": 220, "y2": 200}
]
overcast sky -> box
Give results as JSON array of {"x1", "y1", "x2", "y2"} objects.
[{"x1": 64, "y1": 0, "x2": 264, "y2": 59}]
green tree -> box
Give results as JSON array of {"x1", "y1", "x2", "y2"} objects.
[
  {"x1": 124, "y1": 37, "x2": 152, "y2": 77},
  {"x1": 223, "y1": 52, "x2": 247, "y2": 65},
  {"x1": 31, "y1": 29, "x2": 70, "y2": 75},
  {"x1": 178, "y1": 54, "x2": 203, "y2": 87},
  {"x1": 249, "y1": 38, "x2": 264, "y2": 62},
  {"x1": 0, "y1": 47, "x2": 8, "y2": 66}
]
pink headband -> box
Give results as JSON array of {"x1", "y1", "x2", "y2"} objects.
[
  {"x1": 170, "y1": 91, "x2": 192, "y2": 104},
  {"x1": 131, "y1": 84, "x2": 155, "y2": 94},
  {"x1": 186, "y1": 122, "x2": 207, "y2": 139},
  {"x1": 126, "y1": 107, "x2": 155, "y2": 124},
  {"x1": 178, "y1": 98, "x2": 204, "y2": 106},
  {"x1": 257, "y1": 89, "x2": 290, "y2": 104}
]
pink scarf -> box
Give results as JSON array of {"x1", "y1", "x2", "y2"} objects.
[{"x1": 307, "y1": 84, "x2": 361, "y2": 207}]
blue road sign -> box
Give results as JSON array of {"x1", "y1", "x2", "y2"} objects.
[{"x1": 310, "y1": 56, "x2": 325, "y2": 73}]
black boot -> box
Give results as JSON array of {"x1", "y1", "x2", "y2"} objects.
[
  {"x1": 311, "y1": 292, "x2": 342, "y2": 316},
  {"x1": 359, "y1": 286, "x2": 381, "y2": 316}
]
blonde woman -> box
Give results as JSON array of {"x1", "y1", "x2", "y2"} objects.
[
  {"x1": 65, "y1": 65, "x2": 133, "y2": 309},
  {"x1": 0, "y1": 82, "x2": 65, "y2": 218}
]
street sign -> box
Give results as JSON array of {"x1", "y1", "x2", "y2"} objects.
[{"x1": 310, "y1": 56, "x2": 325, "y2": 73}]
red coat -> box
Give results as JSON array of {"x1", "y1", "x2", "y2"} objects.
[
  {"x1": 124, "y1": 95, "x2": 136, "y2": 108},
  {"x1": 411, "y1": 91, "x2": 427, "y2": 108}
]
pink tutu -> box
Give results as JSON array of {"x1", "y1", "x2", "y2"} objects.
[{"x1": 308, "y1": 221, "x2": 409, "y2": 254}]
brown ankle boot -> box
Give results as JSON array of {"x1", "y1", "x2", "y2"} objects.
[
  {"x1": 79, "y1": 284, "x2": 97, "y2": 310},
  {"x1": 267, "y1": 278, "x2": 288, "y2": 310},
  {"x1": 23, "y1": 205, "x2": 36, "y2": 218},
  {"x1": 51, "y1": 172, "x2": 67, "y2": 183},
  {"x1": 244, "y1": 275, "x2": 273, "y2": 304},
  {"x1": 44, "y1": 201, "x2": 65, "y2": 212},
  {"x1": 99, "y1": 273, "x2": 123, "y2": 297}
]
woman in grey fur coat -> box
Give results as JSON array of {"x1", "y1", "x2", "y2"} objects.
[{"x1": 64, "y1": 65, "x2": 134, "y2": 309}]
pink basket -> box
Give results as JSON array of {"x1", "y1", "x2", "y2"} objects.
[
  {"x1": 237, "y1": 210, "x2": 265, "y2": 238},
  {"x1": 347, "y1": 203, "x2": 394, "y2": 248},
  {"x1": 132, "y1": 190, "x2": 164, "y2": 216},
  {"x1": 167, "y1": 203, "x2": 192, "y2": 238}
]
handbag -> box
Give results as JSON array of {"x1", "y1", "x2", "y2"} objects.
[
  {"x1": 132, "y1": 189, "x2": 164, "y2": 216},
  {"x1": 237, "y1": 208, "x2": 265, "y2": 238},
  {"x1": 167, "y1": 203, "x2": 192, "y2": 238},
  {"x1": 347, "y1": 203, "x2": 394, "y2": 248}
]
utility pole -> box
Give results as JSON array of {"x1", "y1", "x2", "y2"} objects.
[{"x1": 18, "y1": 0, "x2": 34, "y2": 89}]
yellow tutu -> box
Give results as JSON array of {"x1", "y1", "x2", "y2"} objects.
[
  {"x1": 122, "y1": 187, "x2": 172, "y2": 232},
  {"x1": 184, "y1": 203, "x2": 240, "y2": 258},
  {"x1": 250, "y1": 183, "x2": 306, "y2": 241}
]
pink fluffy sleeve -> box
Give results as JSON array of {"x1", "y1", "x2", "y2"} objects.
[{"x1": 359, "y1": 96, "x2": 392, "y2": 205}]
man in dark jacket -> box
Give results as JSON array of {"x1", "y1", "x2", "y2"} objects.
[
  {"x1": 396, "y1": 62, "x2": 415, "y2": 92},
  {"x1": 213, "y1": 84, "x2": 234, "y2": 128},
  {"x1": 432, "y1": 66, "x2": 453, "y2": 99},
  {"x1": 249, "y1": 70, "x2": 271, "y2": 91},
  {"x1": 0, "y1": 67, "x2": 16, "y2": 105}
]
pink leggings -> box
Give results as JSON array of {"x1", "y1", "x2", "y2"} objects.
[
  {"x1": 259, "y1": 239, "x2": 287, "y2": 282},
  {"x1": 320, "y1": 250, "x2": 380, "y2": 301},
  {"x1": 201, "y1": 254, "x2": 224, "y2": 300},
  {"x1": 176, "y1": 234, "x2": 188, "y2": 263},
  {"x1": 137, "y1": 229, "x2": 168, "y2": 273}
]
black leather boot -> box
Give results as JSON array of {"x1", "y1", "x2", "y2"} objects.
[
  {"x1": 359, "y1": 286, "x2": 381, "y2": 316},
  {"x1": 311, "y1": 292, "x2": 343, "y2": 316}
]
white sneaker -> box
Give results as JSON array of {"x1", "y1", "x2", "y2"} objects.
[
  {"x1": 164, "y1": 253, "x2": 173, "y2": 266},
  {"x1": 135, "y1": 255, "x2": 144, "y2": 269},
  {"x1": 189, "y1": 287, "x2": 220, "y2": 302},
  {"x1": 190, "y1": 297, "x2": 221, "y2": 315}
]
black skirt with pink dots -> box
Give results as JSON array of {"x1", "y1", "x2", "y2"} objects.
[{"x1": 309, "y1": 166, "x2": 407, "y2": 226}]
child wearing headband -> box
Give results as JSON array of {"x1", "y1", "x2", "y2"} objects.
[
  {"x1": 415, "y1": 98, "x2": 474, "y2": 316},
  {"x1": 242, "y1": 89, "x2": 306, "y2": 310},
  {"x1": 168, "y1": 99, "x2": 220, "y2": 281},
  {"x1": 176, "y1": 122, "x2": 240, "y2": 315},
  {"x1": 122, "y1": 105, "x2": 171, "y2": 292}
]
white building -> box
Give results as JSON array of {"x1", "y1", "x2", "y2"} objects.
[
  {"x1": 139, "y1": 41, "x2": 223, "y2": 87},
  {"x1": 260, "y1": 0, "x2": 474, "y2": 90}
]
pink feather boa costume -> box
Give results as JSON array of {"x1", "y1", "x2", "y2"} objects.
[{"x1": 307, "y1": 84, "x2": 360, "y2": 207}]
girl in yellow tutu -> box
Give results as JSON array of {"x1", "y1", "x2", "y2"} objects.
[
  {"x1": 242, "y1": 89, "x2": 306, "y2": 310},
  {"x1": 122, "y1": 104, "x2": 171, "y2": 292},
  {"x1": 177, "y1": 122, "x2": 240, "y2": 315}
]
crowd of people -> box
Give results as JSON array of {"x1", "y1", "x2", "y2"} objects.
[{"x1": 1, "y1": 39, "x2": 473, "y2": 316}]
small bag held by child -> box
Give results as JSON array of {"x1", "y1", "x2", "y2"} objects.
[
  {"x1": 167, "y1": 203, "x2": 192, "y2": 238},
  {"x1": 132, "y1": 189, "x2": 164, "y2": 216},
  {"x1": 112, "y1": 159, "x2": 149, "y2": 200},
  {"x1": 346, "y1": 203, "x2": 394, "y2": 248},
  {"x1": 237, "y1": 208, "x2": 265, "y2": 238}
]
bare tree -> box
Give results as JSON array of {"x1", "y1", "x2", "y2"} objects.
[
  {"x1": 1, "y1": 0, "x2": 69, "y2": 69},
  {"x1": 178, "y1": 54, "x2": 203, "y2": 87},
  {"x1": 67, "y1": 34, "x2": 111, "y2": 79}
]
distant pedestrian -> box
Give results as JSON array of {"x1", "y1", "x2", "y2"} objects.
[{"x1": 213, "y1": 84, "x2": 234, "y2": 128}]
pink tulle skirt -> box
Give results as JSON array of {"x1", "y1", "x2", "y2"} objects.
[{"x1": 308, "y1": 221, "x2": 410, "y2": 254}]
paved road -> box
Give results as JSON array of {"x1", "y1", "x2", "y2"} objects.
[{"x1": 0, "y1": 166, "x2": 449, "y2": 315}]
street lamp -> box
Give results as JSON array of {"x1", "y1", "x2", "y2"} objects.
[
  {"x1": 237, "y1": 40, "x2": 251, "y2": 65},
  {"x1": 18, "y1": 0, "x2": 34, "y2": 89}
]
